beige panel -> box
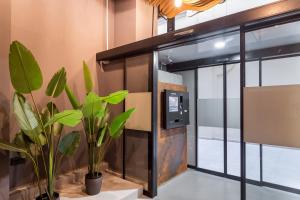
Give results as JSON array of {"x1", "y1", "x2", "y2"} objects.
[
  {"x1": 125, "y1": 92, "x2": 152, "y2": 131},
  {"x1": 244, "y1": 85, "x2": 300, "y2": 148}
]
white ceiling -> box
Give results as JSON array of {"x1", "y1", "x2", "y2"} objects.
[{"x1": 158, "y1": 21, "x2": 300, "y2": 65}]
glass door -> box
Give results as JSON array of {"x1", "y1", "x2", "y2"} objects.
[{"x1": 244, "y1": 19, "x2": 300, "y2": 200}]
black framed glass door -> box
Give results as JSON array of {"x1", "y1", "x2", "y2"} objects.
[{"x1": 243, "y1": 17, "x2": 300, "y2": 200}]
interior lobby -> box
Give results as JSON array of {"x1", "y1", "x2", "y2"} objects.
[{"x1": 1, "y1": 0, "x2": 300, "y2": 200}]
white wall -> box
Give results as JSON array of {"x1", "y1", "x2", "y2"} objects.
[{"x1": 158, "y1": 0, "x2": 279, "y2": 34}]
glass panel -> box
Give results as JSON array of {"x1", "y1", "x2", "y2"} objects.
[
  {"x1": 176, "y1": 70, "x2": 196, "y2": 166},
  {"x1": 246, "y1": 20, "x2": 300, "y2": 199},
  {"x1": 261, "y1": 56, "x2": 300, "y2": 189},
  {"x1": 197, "y1": 66, "x2": 224, "y2": 172},
  {"x1": 245, "y1": 61, "x2": 260, "y2": 181},
  {"x1": 226, "y1": 63, "x2": 240, "y2": 176}
]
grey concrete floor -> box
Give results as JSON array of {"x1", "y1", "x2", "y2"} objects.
[{"x1": 150, "y1": 169, "x2": 300, "y2": 200}]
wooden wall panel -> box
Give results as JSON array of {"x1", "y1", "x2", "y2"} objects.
[
  {"x1": 244, "y1": 85, "x2": 300, "y2": 148},
  {"x1": 99, "y1": 59, "x2": 125, "y2": 173},
  {"x1": 157, "y1": 82, "x2": 187, "y2": 185},
  {"x1": 125, "y1": 92, "x2": 152, "y2": 131},
  {"x1": 125, "y1": 54, "x2": 151, "y2": 189},
  {"x1": 125, "y1": 54, "x2": 150, "y2": 93}
]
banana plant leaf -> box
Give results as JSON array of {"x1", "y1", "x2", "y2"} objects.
[
  {"x1": 82, "y1": 92, "x2": 104, "y2": 118},
  {"x1": 109, "y1": 108, "x2": 135, "y2": 138},
  {"x1": 13, "y1": 93, "x2": 46, "y2": 145},
  {"x1": 0, "y1": 139, "x2": 30, "y2": 154},
  {"x1": 65, "y1": 85, "x2": 80, "y2": 109},
  {"x1": 58, "y1": 131, "x2": 81, "y2": 156},
  {"x1": 45, "y1": 110, "x2": 83, "y2": 127},
  {"x1": 41, "y1": 103, "x2": 63, "y2": 136},
  {"x1": 83, "y1": 61, "x2": 94, "y2": 94},
  {"x1": 101, "y1": 90, "x2": 128, "y2": 105},
  {"x1": 97, "y1": 123, "x2": 107, "y2": 147},
  {"x1": 9, "y1": 41, "x2": 43, "y2": 93},
  {"x1": 46, "y1": 67, "x2": 66, "y2": 98}
]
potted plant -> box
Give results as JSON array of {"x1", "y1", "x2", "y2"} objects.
[
  {"x1": 64, "y1": 61, "x2": 135, "y2": 195},
  {"x1": 0, "y1": 41, "x2": 83, "y2": 200}
]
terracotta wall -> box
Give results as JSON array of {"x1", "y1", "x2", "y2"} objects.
[
  {"x1": 0, "y1": 0, "x2": 11, "y2": 199},
  {"x1": 0, "y1": 0, "x2": 108, "y2": 191},
  {"x1": 112, "y1": 0, "x2": 157, "y2": 47}
]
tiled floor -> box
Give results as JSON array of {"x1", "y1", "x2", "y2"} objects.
[
  {"x1": 198, "y1": 138, "x2": 300, "y2": 189},
  {"x1": 150, "y1": 169, "x2": 300, "y2": 200}
]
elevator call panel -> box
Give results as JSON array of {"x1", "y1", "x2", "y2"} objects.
[{"x1": 163, "y1": 90, "x2": 189, "y2": 129}]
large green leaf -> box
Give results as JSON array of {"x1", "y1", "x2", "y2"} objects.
[
  {"x1": 9, "y1": 41, "x2": 43, "y2": 93},
  {"x1": 58, "y1": 131, "x2": 81, "y2": 156},
  {"x1": 97, "y1": 123, "x2": 107, "y2": 147},
  {"x1": 0, "y1": 139, "x2": 40, "y2": 184},
  {"x1": 109, "y1": 108, "x2": 135, "y2": 138},
  {"x1": 13, "y1": 93, "x2": 46, "y2": 145},
  {"x1": 101, "y1": 90, "x2": 128, "y2": 104},
  {"x1": 41, "y1": 102, "x2": 63, "y2": 136},
  {"x1": 0, "y1": 139, "x2": 29, "y2": 154},
  {"x1": 65, "y1": 85, "x2": 80, "y2": 109},
  {"x1": 83, "y1": 61, "x2": 93, "y2": 93},
  {"x1": 46, "y1": 67, "x2": 66, "y2": 98},
  {"x1": 82, "y1": 92, "x2": 104, "y2": 118},
  {"x1": 45, "y1": 110, "x2": 83, "y2": 127}
]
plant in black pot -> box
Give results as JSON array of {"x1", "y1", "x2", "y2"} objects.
[
  {"x1": 64, "y1": 62, "x2": 135, "y2": 195},
  {"x1": 0, "y1": 41, "x2": 83, "y2": 200}
]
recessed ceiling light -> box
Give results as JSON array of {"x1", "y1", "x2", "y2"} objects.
[
  {"x1": 174, "y1": 0, "x2": 182, "y2": 8},
  {"x1": 214, "y1": 41, "x2": 226, "y2": 49}
]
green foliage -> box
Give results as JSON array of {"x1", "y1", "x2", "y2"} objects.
[
  {"x1": 65, "y1": 85, "x2": 80, "y2": 109},
  {"x1": 0, "y1": 41, "x2": 82, "y2": 199},
  {"x1": 58, "y1": 131, "x2": 81, "y2": 156},
  {"x1": 101, "y1": 90, "x2": 128, "y2": 104},
  {"x1": 13, "y1": 93, "x2": 46, "y2": 145},
  {"x1": 9, "y1": 41, "x2": 43, "y2": 93},
  {"x1": 45, "y1": 110, "x2": 83, "y2": 127},
  {"x1": 46, "y1": 67, "x2": 66, "y2": 98},
  {"x1": 97, "y1": 123, "x2": 107, "y2": 147},
  {"x1": 109, "y1": 108, "x2": 135, "y2": 138},
  {"x1": 82, "y1": 92, "x2": 104, "y2": 118},
  {"x1": 64, "y1": 64, "x2": 134, "y2": 176},
  {"x1": 83, "y1": 61, "x2": 94, "y2": 93},
  {"x1": 41, "y1": 102, "x2": 63, "y2": 136}
]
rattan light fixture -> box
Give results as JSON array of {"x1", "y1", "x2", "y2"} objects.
[{"x1": 146, "y1": 0, "x2": 224, "y2": 18}]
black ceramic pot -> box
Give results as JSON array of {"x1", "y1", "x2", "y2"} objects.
[
  {"x1": 85, "y1": 172, "x2": 103, "y2": 195},
  {"x1": 36, "y1": 192, "x2": 60, "y2": 200}
]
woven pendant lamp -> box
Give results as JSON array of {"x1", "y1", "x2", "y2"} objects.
[{"x1": 146, "y1": 0, "x2": 224, "y2": 18}]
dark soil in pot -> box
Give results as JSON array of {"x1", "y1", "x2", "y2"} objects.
[
  {"x1": 85, "y1": 172, "x2": 103, "y2": 195},
  {"x1": 36, "y1": 192, "x2": 60, "y2": 200}
]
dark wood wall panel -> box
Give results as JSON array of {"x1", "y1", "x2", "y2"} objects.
[
  {"x1": 125, "y1": 54, "x2": 151, "y2": 189},
  {"x1": 98, "y1": 59, "x2": 125, "y2": 173},
  {"x1": 157, "y1": 82, "x2": 187, "y2": 185}
]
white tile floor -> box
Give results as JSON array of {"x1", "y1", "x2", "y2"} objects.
[
  {"x1": 198, "y1": 138, "x2": 300, "y2": 189},
  {"x1": 153, "y1": 170, "x2": 300, "y2": 200}
]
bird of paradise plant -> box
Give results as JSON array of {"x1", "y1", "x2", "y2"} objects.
[
  {"x1": 64, "y1": 61, "x2": 135, "y2": 195},
  {"x1": 0, "y1": 41, "x2": 83, "y2": 200}
]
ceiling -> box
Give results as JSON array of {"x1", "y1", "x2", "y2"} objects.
[{"x1": 158, "y1": 20, "x2": 300, "y2": 65}]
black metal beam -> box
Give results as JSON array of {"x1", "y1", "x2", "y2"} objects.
[
  {"x1": 147, "y1": 52, "x2": 158, "y2": 198},
  {"x1": 96, "y1": 0, "x2": 300, "y2": 61},
  {"x1": 223, "y1": 64, "x2": 228, "y2": 175},
  {"x1": 240, "y1": 25, "x2": 246, "y2": 200}
]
